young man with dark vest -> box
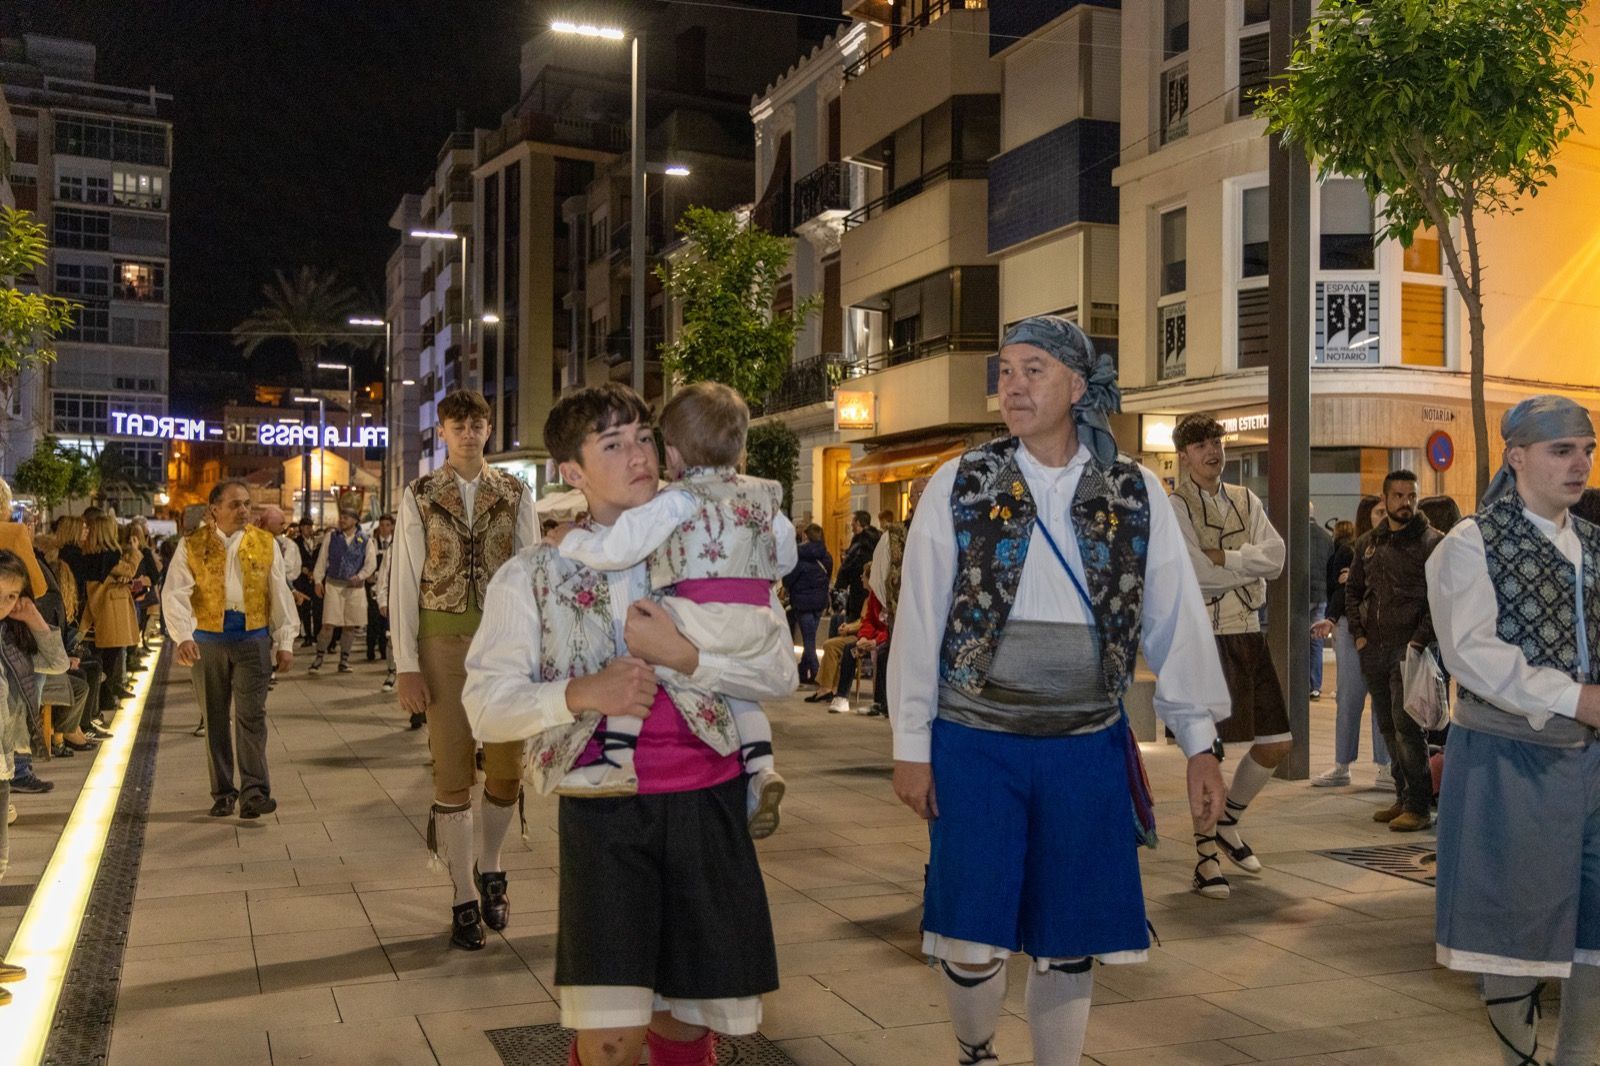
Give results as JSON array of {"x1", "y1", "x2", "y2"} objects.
[
  {"x1": 162, "y1": 479, "x2": 300, "y2": 818},
  {"x1": 309, "y1": 504, "x2": 377, "y2": 674},
  {"x1": 464, "y1": 383, "x2": 796, "y2": 1066},
  {"x1": 366, "y1": 512, "x2": 394, "y2": 664},
  {"x1": 1428, "y1": 396, "x2": 1600, "y2": 1066},
  {"x1": 889, "y1": 316, "x2": 1231, "y2": 1066},
  {"x1": 1169, "y1": 414, "x2": 1292, "y2": 898},
  {"x1": 389, "y1": 389, "x2": 537, "y2": 950}
]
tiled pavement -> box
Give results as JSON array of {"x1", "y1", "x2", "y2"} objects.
[{"x1": 12, "y1": 652, "x2": 1509, "y2": 1065}]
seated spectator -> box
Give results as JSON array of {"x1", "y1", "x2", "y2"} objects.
[{"x1": 821, "y1": 590, "x2": 887, "y2": 716}]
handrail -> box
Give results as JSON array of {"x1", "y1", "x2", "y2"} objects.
[
  {"x1": 844, "y1": 0, "x2": 988, "y2": 80},
  {"x1": 842, "y1": 160, "x2": 987, "y2": 230},
  {"x1": 792, "y1": 162, "x2": 852, "y2": 229}
]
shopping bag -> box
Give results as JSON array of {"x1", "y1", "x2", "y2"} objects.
[{"x1": 1401, "y1": 644, "x2": 1450, "y2": 731}]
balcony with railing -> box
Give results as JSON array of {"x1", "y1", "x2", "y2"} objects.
[
  {"x1": 845, "y1": 0, "x2": 989, "y2": 80},
  {"x1": 608, "y1": 221, "x2": 668, "y2": 266},
  {"x1": 792, "y1": 162, "x2": 853, "y2": 230},
  {"x1": 752, "y1": 354, "x2": 863, "y2": 416},
  {"x1": 479, "y1": 111, "x2": 630, "y2": 164},
  {"x1": 844, "y1": 160, "x2": 987, "y2": 231}
]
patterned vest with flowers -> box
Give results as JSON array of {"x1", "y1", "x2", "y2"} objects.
[
  {"x1": 939, "y1": 437, "x2": 1150, "y2": 703},
  {"x1": 646, "y1": 468, "x2": 785, "y2": 590},
  {"x1": 410, "y1": 465, "x2": 526, "y2": 613},
  {"x1": 187, "y1": 525, "x2": 276, "y2": 633}
]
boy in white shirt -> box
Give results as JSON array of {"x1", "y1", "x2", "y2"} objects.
[{"x1": 550, "y1": 382, "x2": 798, "y2": 837}]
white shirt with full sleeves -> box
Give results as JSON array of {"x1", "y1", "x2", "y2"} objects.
[
  {"x1": 1427, "y1": 509, "x2": 1585, "y2": 728},
  {"x1": 311, "y1": 529, "x2": 378, "y2": 584},
  {"x1": 388, "y1": 468, "x2": 539, "y2": 674},
  {"x1": 888, "y1": 442, "x2": 1230, "y2": 762},
  {"x1": 1170, "y1": 483, "x2": 1285, "y2": 635},
  {"x1": 558, "y1": 487, "x2": 800, "y2": 576},
  {"x1": 162, "y1": 528, "x2": 301, "y2": 654},
  {"x1": 463, "y1": 545, "x2": 800, "y2": 745}
]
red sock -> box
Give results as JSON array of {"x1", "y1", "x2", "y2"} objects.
[
  {"x1": 645, "y1": 1028, "x2": 716, "y2": 1066},
  {"x1": 567, "y1": 1038, "x2": 581, "y2": 1066}
]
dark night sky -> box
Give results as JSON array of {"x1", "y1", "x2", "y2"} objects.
[{"x1": 1, "y1": 0, "x2": 843, "y2": 407}]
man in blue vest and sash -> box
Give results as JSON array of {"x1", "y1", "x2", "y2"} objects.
[
  {"x1": 889, "y1": 315, "x2": 1232, "y2": 1066},
  {"x1": 310, "y1": 505, "x2": 377, "y2": 675},
  {"x1": 1428, "y1": 395, "x2": 1600, "y2": 1066}
]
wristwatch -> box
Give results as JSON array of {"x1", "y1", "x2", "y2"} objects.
[{"x1": 1208, "y1": 738, "x2": 1226, "y2": 763}]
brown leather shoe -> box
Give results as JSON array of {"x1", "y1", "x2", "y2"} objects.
[
  {"x1": 0, "y1": 959, "x2": 25, "y2": 983},
  {"x1": 1372, "y1": 802, "x2": 1404, "y2": 823},
  {"x1": 1389, "y1": 811, "x2": 1432, "y2": 832}
]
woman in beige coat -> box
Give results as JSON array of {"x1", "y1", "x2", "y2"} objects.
[{"x1": 79, "y1": 515, "x2": 141, "y2": 715}]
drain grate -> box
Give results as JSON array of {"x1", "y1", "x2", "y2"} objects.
[
  {"x1": 1316, "y1": 842, "x2": 1437, "y2": 886},
  {"x1": 487, "y1": 1024, "x2": 800, "y2": 1065},
  {"x1": 42, "y1": 655, "x2": 168, "y2": 1066}
]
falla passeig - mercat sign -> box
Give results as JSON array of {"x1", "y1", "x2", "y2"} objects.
[{"x1": 110, "y1": 411, "x2": 388, "y2": 449}]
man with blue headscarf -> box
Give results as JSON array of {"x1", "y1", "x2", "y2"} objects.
[
  {"x1": 888, "y1": 315, "x2": 1231, "y2": 1066},
  {"x1": 1428, "y1": 395, "x2": 1600, "y2": 1066}
]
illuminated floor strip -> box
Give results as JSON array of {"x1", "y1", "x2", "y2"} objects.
[{"x1": 4, "y1": 652, "x2": 159, "y2": 1066}]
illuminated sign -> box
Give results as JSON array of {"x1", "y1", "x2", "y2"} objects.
[
  {"x1": 1220, "y1": 414, "x2": 1269, "y2": 434},
  {"x1": 110, "y1": 412, "x2": 388, "y2": 449},
  {"x1": 834, "y1": 390, "x2": 876, "y2": 431},
  {"x1": 1141, "y1": 415, "x2": 1176, "y2": 453}
]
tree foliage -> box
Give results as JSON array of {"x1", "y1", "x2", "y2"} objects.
[
  {"x1": 13, "y1": 436, "x2": 99, "y2": 514},
  {"x1": 233, "y1": 266, "x2": 371, "y2": 386},
  {"x1": 1256, "y1": 0, "x2": 1593, "y2": 500},
  {"x1": 0, "y1": 206, "x2": 77, "y2": 384},
  {"x1": 745, "y1": 420, "x2": 801, "y2": 514},
  {"x1": 91, "y1": 442, "x2": 158, "y2": 506},
  {"x1": 655, "y1": 206, "x2": 820, "y2": 402}
]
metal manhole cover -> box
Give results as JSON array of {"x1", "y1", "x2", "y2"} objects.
[
  {"x1": 487, "y1": 1024, "x2": 799, "y2": 1065},
  {"x1": 1316, "y1": 843, "x2": 1437, "y2": 886}
]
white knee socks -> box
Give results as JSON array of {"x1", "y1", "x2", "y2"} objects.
[
  {"x1": 1482, "y1": 974, "x2": 1544, "y2": 1066},
  {"x1": 480, "y1": 792, "x2": 518, "y2": 874},
  {"x1": 430, "y1": 802, "x2": 478, "y2": 905},
  {"x1": 1555, "y1": 963, "x2": 1600, "y2": 1066},
  {"x1": 1027, "y1": 959, "x2": 1093, "y2": 1066},
  {"x1": 940, "y1": 959, "x2": 1006, "y2": 1065},
  {"x1": 1217, "y1": 752, "x2": 1274, "y2": 850}
]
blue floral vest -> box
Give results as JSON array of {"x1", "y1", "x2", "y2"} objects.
[
  {"x1": 939, "y1": 437, "x2": 1150, "y2": 701},
  {"x1": 326, "y1": 529, "x2": 370, "y2": 582},
  {"x1": 1477, "y1": 496, "x2": 1600, "y2": 685}
]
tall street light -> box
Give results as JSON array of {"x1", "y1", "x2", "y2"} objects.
[
  {"x1": 411, "y1": 228, "x2": 472, "y2": 392},
  {"x1": 552, "y1": 18, "x2": 646, "y2": 397},
  {"x1": 348, "y1": 316, "x2": 392, "y2": 511},
  {"x1": 292, "y1": 394, "x2": 327, "y2": 524},
  {"x1": 317, "y1": 360, "x2": 357, "y2": 508}
]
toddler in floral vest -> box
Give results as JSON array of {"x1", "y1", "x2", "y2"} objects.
[{"x1": 549, "y1": 381, "x2": 799, "y2": 836}]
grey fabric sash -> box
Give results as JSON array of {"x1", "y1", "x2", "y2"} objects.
[
  {"x1": 1454, "y1": 687, "x2": 1595, "y2": 750},
  {"x1": 937, "y1": 620, "x2": 1119, "y2": 736}
]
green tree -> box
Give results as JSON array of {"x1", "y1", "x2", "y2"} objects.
[
  {"x1": 90, "y1": 442, "x2": 157, "y2": 507},
  {"x1": 0, "y1": 207, "x2": 77, "y2": 465},
  {"x1": 1256, "y1": 0, "x2": 1593, "y2": 500},
  {"x1": 232, "y1": 266, "x2": 369, "y2": 385},
  {"x1": 745, "y1": 420, "x2": 801, "y2": 514},
  {"x1": 12, "y1": 436, "x2": 76, "y2": 513},
  {"x1": 655, "y1": 206, "x2": 820, "y2": 402}
]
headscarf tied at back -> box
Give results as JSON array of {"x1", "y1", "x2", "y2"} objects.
[
  {"x1": 1481, "y1": 394, "x2": 1596, "y2": 509},
  {"x1": 999, "y1": 315, "x2": 1122, "y2": 466}
]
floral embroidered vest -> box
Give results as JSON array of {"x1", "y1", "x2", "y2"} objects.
[
  {"x1": 409, "y1": 465, "x2": 525, "y2": 613},
  {"x1": 647, "y1": 468, "x2": 785, "y2": 591},
  {"x1": 187, "y1": 525, "x2": 275, "y2": 632},
  {"x1": 939, "y1": 438, "x2": 1150, "y2": 702},
  {"x1": 520, "y1": 541, "x2": 740, "y2": 794},
  {"x1": 325, "y1": 528, "x2": 370, "y2": 582}
]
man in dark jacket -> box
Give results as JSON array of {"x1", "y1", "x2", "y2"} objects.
[
  {"x1": 783, "y1": 523, "x2": 833, "y2": 685},
  {"x1": 833, "y1": 511, "x2": 880, "y2": 621},
  {"x1": 1308, "y1": 514, "x2": 1334, "y2": 698},
  {"x1": 1345, "y1": 470, "x2": 1442, "y2": 831}
]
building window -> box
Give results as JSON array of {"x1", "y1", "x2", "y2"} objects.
[
  {"x1": 52, "y1": 391, "x2": 111, "y2": 433},
  {"x1": 63, "y1": 300, "x2": 110, "y2": 344},
  {"x1": 53, "y1": 207, "x2": 112, "y2": 251},
  {"x1": 1401, "y1": 284, "x2": 1447, "y2": 366},
  {"x1": 1237, "y1": 9, "x2": 1270, "y2": 117},
  {"x1": 1160, "y1": 62, "x2": 1190, "y2": 145},
  {"x1": 55, "y1": 114, "x2": 169, "y2": 167},
  {"x1": 1164, "y1": 0, "x2": 1190, "y2": 58},
  {"x1": 112, "y1": 170, "x2": 165, "y2": 210},
  {"x1": 1236, "y1": 183, "x2": 1270, "y2": 368},
  {"x1": 54, "y1": 261, "x2": 111, "y2": 298},
  {"x1": 1243, "y1": 0, "x2": 1270, "y2": 25},
  {"x1": 1158, "y1": 207, "x2": 1187, "y2": 380},
  {"x1": 589, "y1": 214, "x2": 609, "y2": 263},
  {"x1": 115, "y1": 260, "x2": 166, "y2": 301},
  {"x1": 57, "y1": 173, "x2": 111, "y2": 204},
  {"x1": 1404, "y1": 225, "x2": 1443, "y2": 274},
  {"x1": 1319, "y1": 178, "x2": 1375, "y2": 270},
  {"x1": 1241, "y1": 185, "x2": 1269, "y2": 278},
  {"x1": 111, "y1": 315, "x2": 165, "y2": 348},
  {"x1": 111, "y1": 213, "x2": 169, "y2": 253}
]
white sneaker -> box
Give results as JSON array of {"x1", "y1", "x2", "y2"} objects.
[
  {"x1": 747, "y1": 767, "x2": 786, "y2": 839},
  {"x1": 1373, "y1": 765, "x2": 1394, "y2": 790},
  {"x1": 554, "y1": 760, "x2": 639, "y2": 798},
  {"x1": 828, "y1": 697, "x2": 850, "y2": 714},
  {"x1": 6, "y1": 802, "x2": 15, "y2": 826},
  {"x1": 1311, "y1": 764, "x2": 1351, "y2": 787},
  {"x1": 381, "y1": 674, "x2": 396, "y2": 693}
]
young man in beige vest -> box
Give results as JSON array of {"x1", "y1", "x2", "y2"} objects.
[
  {"x1": 1169, "y1": 414, "x2": 1290, "y2": 900},
  {"x1": 389, "y1": 390, "x2": 538, "y2": 949}
]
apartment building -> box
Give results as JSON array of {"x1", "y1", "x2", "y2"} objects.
[
  {"x1": 0, "y1": 34, "x2": 173, "y2": 512},
  {"x1": 383, "y1": 194, "x2": 425, "y2": 496},
  {"x1": 746, "y1": 24, "x2": 872, "y2": 553},
  {"x1": 1114, "y1": 0, "x2": 1600, "y2": 515}
]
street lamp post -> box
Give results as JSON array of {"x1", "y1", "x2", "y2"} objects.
[
  {"x1": 317, "y1": 360, "x2": 355, "y2": 484},
  {"x1": 293, "y1": 394, "x2": 327, "y2": 525},
  {"x1": 348, "y1": 317, "x2": 392, "y2": 512}
]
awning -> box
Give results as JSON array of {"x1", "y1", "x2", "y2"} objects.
[{"x1": 846, "y1": 439, "x2": 968, "y2": 485}]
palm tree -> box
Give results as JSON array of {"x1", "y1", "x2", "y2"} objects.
[
  {"x1": 90, "y1": 441, "x2": 156, "y2": 507},
  {"x1": 232, "y1": 266, "x2": 370, "y2": 385}
]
